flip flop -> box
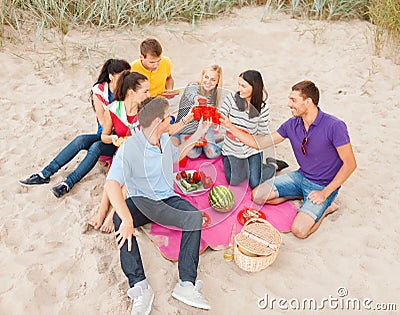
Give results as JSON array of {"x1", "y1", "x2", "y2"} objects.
[{"x1": 265, "y1": 157, "x2": 289, "y2": 172}]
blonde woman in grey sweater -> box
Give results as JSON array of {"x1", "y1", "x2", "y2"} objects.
[{"x1": 173, "y1": 64, "x2": 223, "y2": 159}]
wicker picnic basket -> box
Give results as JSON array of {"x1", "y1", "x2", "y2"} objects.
[{"x1": 234, "y1": 218, "x2": 282, "y2": 272}]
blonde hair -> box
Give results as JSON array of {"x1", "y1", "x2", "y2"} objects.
[{"x1": 198, "y1": 64, "x2": 223, "y2": 107}]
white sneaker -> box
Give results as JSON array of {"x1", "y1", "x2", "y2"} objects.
[
  {"x1": 172, "y1": 280, "x2": 211, "y2": 310},
  {"x1": 127, "y1": 285, "x2": 154, "y2": 315}
]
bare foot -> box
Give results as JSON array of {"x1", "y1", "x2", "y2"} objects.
[
  {"x1": 303, "y1": 202, "x2": 340, "y2": 238},
  {"x1": 325, "y1": 202, "x2": 339, "y2": 216},
  {"x1": 88, "y1": 211, "x2": 106, "y2": 230},
  {"x1": 99, "y1": 210, "x2": 115, "y2": 233},
  {"x1": 170, "y1": 136, "x2": 180, "y2": 147}
]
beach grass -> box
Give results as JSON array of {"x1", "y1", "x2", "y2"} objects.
[
  {"x1": 264, "y1": 0, "x2": 369, "y2": 20},
  {"x1": 1, "y1": 0, "x2": 399, "y2": 60},
  {"x1": 367, "y1": 0, "x2": 400, "y2": 59},
  {"x1": 0, "y1": 0, "x2": 262, "y2": 37}
]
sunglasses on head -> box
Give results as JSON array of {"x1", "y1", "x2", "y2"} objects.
[
  {"x1": 162, "y1": 115, "x2": 175, "y2": 124},
  {"x1": 301, "y1": 136, "x2": 308, "y2": 155}
]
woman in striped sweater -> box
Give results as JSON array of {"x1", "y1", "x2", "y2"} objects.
[{"x1": 219, "y1": 70, "x2": 287, "y2": 190}]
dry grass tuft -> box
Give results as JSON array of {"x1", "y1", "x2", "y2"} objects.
[{"x1": 1, "y1": 0, "x2": 399, "y2": 62}]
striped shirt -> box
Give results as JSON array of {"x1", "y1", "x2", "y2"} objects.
[
  {"x1": 219, "y1": 92, "x2": 270, "y2": 158},
  {"x1": 176, "y1": 83, "x2": 217, "y2": 135}
]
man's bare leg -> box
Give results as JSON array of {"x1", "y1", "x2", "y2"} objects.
[
  {"x1": 252, "y1": 182, "x2": 299, "y2": 205},
  {"x1": 291, "y1": 203, "x2": 339, "y2": 239},
  {"x1": 99, "y1": 209, "x2": 115, "y2": 233},
  {"x1": 99, "y1": 185, "x2": 126, "y2": 233},
  {"x1": 88, "y1": 189, "x2": 110, "y2": 229},
  {"x1": 252, "y1": 182, "x2": 277, "y2": 204}
]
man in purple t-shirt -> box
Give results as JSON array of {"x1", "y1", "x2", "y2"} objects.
[{"x1": 221, "y1": 80, "x2": 357, "y2": 238}]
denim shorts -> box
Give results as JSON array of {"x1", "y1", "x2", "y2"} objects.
[{"x1": 268, "y1": 171, "x2": 339, "y2": 222}]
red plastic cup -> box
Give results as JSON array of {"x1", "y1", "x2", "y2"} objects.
[
  {"x1": 192, "y1": 106, "x2": 202, "y2": 121},
  {"x1": 179, "y1": 156, "x2": 188, "y2": 168},
  {"x1": 198, "y1": 97, "x2": 207, "y2": 106},
  {"x1": 208, "y1": 106, "x2": 216, "y2": 115},
  {"x1": 212, "y1": 111, "x2": 221, "y2": 124},
  {"x1": 202, "y1": 108, "x2": 212, "y2": 120}
]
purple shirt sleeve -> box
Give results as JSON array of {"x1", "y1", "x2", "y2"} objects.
[
  {"x1": 330, "y1": 120, "x2": 350, "y2": 148},
  {"x1": 277, "y1": 119, "x2": 290, "y2": 138}
]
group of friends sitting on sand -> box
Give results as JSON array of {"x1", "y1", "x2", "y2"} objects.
[{"x1": 19, "y1": 38, "x2": 356, "y2": 314}]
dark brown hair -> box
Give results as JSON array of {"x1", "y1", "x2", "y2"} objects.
[
  {"x1": 90, "y1": 59, "x2": 130, "y2": 110},
  {"x1": 94, "y1": 59, "x2": 130, "y2": 86},
  {"x1": 140, "y1": 38, "x2": 162, "y2": 58},
  {"x1": 292, "y1": 80, "x2": 319, "y2": 106},
  {"x1": 113, "y1": 71, "x2": 148, "y2": 101},
  {"x1": 138, "y1": 97, "x2": 169, "y2": 128},
  {"x1": 235, "y1": 70, "x2": 268, "y2": 119}
]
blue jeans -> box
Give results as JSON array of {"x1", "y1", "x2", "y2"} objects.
[
  {"x1": 41, "y1": 134, "x2": 116, "y2": 188},
  {"x1": 179, "y1": 129, "x2": 222, "y2": 159},
  {"x1": 222, "y1": 153, "x2": 275, "y2": 189},
  {"x1": 113, "y1": 196, "x2": 202, "y2": 287},
  {"x1": 269, "y1": 171, "x2": 339, "y2": 222}
]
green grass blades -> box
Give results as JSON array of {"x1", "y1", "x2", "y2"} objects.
[{"x1": 1, "y1": 0, "x2": 399, "y2": 62}]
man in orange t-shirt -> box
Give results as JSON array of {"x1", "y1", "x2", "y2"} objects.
[{"x1": 130, "y1": 38, "x2": 174, "y2": 97}]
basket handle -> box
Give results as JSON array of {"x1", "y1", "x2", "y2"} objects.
[
  {"x1": 241, "y1": 218, "x2": 278, "y2": 250},
  {"x1": 242, "y1": 217, "x2": 269, "y2": 229},
  {"x1": 241, "y1": 230, "x2": 278, "y2": 250}
]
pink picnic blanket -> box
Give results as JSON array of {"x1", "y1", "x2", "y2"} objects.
[{"x1": 147, "y1": 156, "x2": 297, "y2": 261}]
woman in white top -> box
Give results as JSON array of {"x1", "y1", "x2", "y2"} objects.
[{"x1": 219, "y1": 70, "x2": 287, "y2": 189}]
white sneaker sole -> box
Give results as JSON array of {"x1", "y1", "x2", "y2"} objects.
[
  {"x1": 133, "y1": 292, "x2": 154, "y2": 315},
  {"x1": 145, "y1": 293, "x2": 154, "y2": 315},
  {"x1": 18, "y1": 181, "x2": 48, "y2": 187},
  {"x1": 171, "y1": 292, "x2": 211, "y2": 310}
]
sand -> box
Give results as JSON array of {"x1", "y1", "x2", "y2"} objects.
[{"x1": 1, "y1": 6, "x2": 399, "y2": 315}]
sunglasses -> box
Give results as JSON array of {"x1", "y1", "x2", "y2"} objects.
[
  {"x1": 301, "y1": 136, "x2": 308, "y2": 155},
  {"x1": 162, "y1": 115, "x2": 176, "y2": 124}
]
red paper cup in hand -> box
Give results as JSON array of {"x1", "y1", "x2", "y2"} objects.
[
  {"x1": 192, "y1": 106, "x2": 202, "y2": 121},
  {"x1": 212, "y1": 112, "x2": 221, "y2": 124},
  {"x1": 198, "y1": 97, "x2": 207, "y2": 106},
  {"x1": 208, "y1": 106, "x2": 216, "y2": 115},
  {"x1": 202, "y1": 108, "x2": 212, "y2": 120}
]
